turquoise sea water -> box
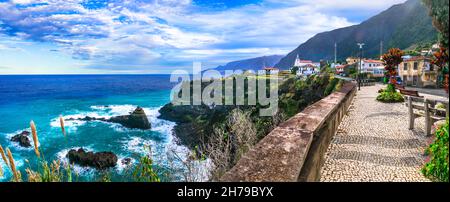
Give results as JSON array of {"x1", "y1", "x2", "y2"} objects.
[{"x1": 0, "y1": 75, "x2": 200, "y2": 182}]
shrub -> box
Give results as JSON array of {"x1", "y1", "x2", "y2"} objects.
[
  {"x1": 386, "y1": 84, "x2": 396, "y2": 93},
  {"x1": 205, "y1": 109, "x2": 258, "y2": 180},
  {"x1": 324, "y1": 77, "x2": 340, "y2": 95},
  {"x1": 422, "y1": 119, "x2": 449, "y2": 182},
  {"x1": 132, "y1": 146, "x2": 161, "y2": 182},
  {"x1": 376, "y1": 91, "x2": 405, "y2": 103},
  {"x1": 25, "y1": 160, "x2": 73, "y2": 182}
]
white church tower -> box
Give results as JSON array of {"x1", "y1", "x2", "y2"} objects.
[{"x1": 294, "y1": 54, "x2": 302, "y2": 67}]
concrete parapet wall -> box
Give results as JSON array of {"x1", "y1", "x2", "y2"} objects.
[{"x1": 220, "y1": 82, "x2": 357, "y2": 182}]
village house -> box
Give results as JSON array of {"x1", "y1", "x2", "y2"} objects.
[
  {"x1": 398, "y1": 56, "x2": 438, "y2": 88},
  {"x1": 346, "y1": 57, "x2": 359, "y2": 65},
  {"x1": 360, "y1": 59, "x2": 385, "y2": 78},
  {"x1": 335, "y1": 64, "x2": 347, "y2": 75},
  {"x1": 263, "y1": 67, "x2": 279, "y2": 75}
]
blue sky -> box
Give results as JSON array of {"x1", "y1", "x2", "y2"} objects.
[{"x1": 0, "y1": 0, "x2": 406, "y2": 74}]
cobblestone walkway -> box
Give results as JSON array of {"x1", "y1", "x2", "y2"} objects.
[{"x1": 320, "y1": 84, "x2": 433, "y2": 182}]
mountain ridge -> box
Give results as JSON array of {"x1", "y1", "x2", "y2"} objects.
[
  {"x1": 275, "y1": 0, "x2": 437, "y2": 69},
  {"x1": 213, "y1": 55, "x2": 284, "y2": 72}
]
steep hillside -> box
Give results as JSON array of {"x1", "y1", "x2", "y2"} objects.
[
  {"x1": 214, "y1": 55, "x2": 284, "y2": 72},
  {"x1": 275, "y1": 0, "x2": 437, "y2": 69}
]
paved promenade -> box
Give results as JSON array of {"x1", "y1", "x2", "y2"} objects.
[{"x1": 320, "y1": 84, "x2": 441, "y2": 182}]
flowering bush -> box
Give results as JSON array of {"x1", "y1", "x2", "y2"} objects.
[
  {"x1": 376, "y1": 91, "x2": 404, "y2": 103},
  {"x1": 382, "y1": 48, "x2": 404, "y2": 85},
  {"x1": 422, "y1": 119, "x2": 449, "y2": 182}
]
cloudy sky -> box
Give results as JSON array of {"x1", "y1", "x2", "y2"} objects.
[{"x1": 0, "y1": 0, "x2": 406, "y2": 74}]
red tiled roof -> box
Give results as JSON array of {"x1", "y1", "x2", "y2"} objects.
[
  {"x1": 363, "y1": 59, "x2": 383, "y2": 63},
  {"x1": 263, "y1": 67, "x2": 279, "y2": 70},
  {"x1": 403, "y1": 56, "x2": 430, "y2": 62}
]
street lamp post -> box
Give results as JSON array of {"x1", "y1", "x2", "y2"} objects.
[{"x1": 357, "y1": 43, "x2": 365, "y2": 91}]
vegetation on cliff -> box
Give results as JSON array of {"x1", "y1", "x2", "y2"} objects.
[{"x1": 158, "y1": 72, "x2": 344, "y2": 180}]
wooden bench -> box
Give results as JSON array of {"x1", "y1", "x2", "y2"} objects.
[
  {"x1": 406, "y1": 96, "x2": 449, "y2": 136},
  {"x1": 399, "y1": 89, "x2": 422, "y2": 97}
]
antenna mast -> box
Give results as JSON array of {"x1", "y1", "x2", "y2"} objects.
[{"x1": 334, "y1": 42, "x2": 337, "y2": 65}]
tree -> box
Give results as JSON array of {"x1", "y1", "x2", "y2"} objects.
[
  {"x1": 422, "y1": 0, "x2": 449, "y2": 94},
  {"x1": 431, "y1": 46, "x2": 449, "y2": 93},
  {"x1": 291, "y1": 66, "x2": 299, "y2": 75},
  {"x1": 422, "y1": 0, "x2": 449, "y2": 48},
  {"x1": 382, "y1": 48, "x2": 404, "y2": 87}
]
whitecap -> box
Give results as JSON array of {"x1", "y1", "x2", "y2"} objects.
[
  {"x1": 122, "y1": 136, "x2": 156, "y2": 156},
  {"x1": 0, "y1": 156, "x2": 25, "y2": 182},
  {"x1": 50, "y1": 111, "x2": 109, "y2": 130},
  {"x1": 116, "y1": 156, "x2": 136, "y2": 173}
]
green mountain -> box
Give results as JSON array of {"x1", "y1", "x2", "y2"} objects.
[
  {"x1": 275, "y1": 0, "x2": 437, "y2": 69},
  {"x1": 214, "y1": 55, "x2": 284, "y2": 72}
]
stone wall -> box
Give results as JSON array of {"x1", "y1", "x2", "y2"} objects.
[{"x1": 220, "y1": 82, "x2": 357, "y2": 182}]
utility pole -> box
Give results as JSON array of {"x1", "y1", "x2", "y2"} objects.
[
  {"x1": 334, "y1": 42, "x2": 337, "y2": 66},
  {"x1": 357, "y1": 43, "x2": 365, "y2": 91},
  {"x1": 380, "y1": 40, "x2": 383, "y2": 59}
]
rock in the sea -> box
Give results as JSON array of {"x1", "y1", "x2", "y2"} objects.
[
  {"x1": 11, "y1": 131, "x2": 32, "y2": 148},
  {"x1": 108, "y1": 107, "x2": 151, "y2": 130},
  {"x1": 67, "y1": 148, "x2": 118, "y2": 170},
  {"x1": 66, "y1": 116, "x2": 107, "y2": 121},
  {"x1": 121, "y1": 157, "x2": 132, "y2": 166},
  {"x1": 65, "y1": 107, "x2": 151, "y2": 130}
]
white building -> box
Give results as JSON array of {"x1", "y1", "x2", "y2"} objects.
[
  {"x1": 293, "y1": 54, "x2": 320, "y2": 76},
  {"x1": 359, "y1": 59, "x2": 385, "y2": 78}
]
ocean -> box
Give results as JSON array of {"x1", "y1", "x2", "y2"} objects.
[{"x1": 0, "y1": 75, "x2": 203, "y2": 182}]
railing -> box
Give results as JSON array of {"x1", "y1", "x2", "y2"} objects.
[{"x1": 220, "y1": 82, "x2": 357, "y2": 182}]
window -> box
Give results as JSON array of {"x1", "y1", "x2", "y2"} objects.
[
  {"x1": 413, "y1": 62, "x2": 418, "y2": 70},
  {"x1": 404, "y1": 63, "x2": 408, "y2": 70}
]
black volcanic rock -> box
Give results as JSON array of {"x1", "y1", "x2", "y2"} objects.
[
  {"x1": 67, "y1": 148, "x2": 117, "y2": 170},
  {"x1": 65, "y1": 107, "x2": 151, "y2": 130},
  {"x1": 66, "y1": 116, "x2": 107, "y2": 121},
  {"x1": 108, "y1": 107, "x2": 151, "y2": 130},
  {"x1": 121, "y1": 158, "x2": 132, "y2": 166},
  {"x1": 11, "y1": 131, "x2": 31, "y2": 148}
]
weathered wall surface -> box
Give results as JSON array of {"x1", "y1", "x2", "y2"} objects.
[{"x1": 220, "y1": 82, "x2": 357, "y2": 182}]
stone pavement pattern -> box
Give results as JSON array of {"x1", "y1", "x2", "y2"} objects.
[{"x1": 320, "y1": 84, "x2": 434, "y2": 182}]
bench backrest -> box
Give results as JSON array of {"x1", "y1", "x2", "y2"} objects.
[
  {"x1": 400, "y1": 89, "x2": 420, "y2": 97},
  {"x1": 405, "y1": 96, "x2": 449, "y2": 118},
  {"x1": 395, "y1": 84, "x2": 405, "y2": 89}
]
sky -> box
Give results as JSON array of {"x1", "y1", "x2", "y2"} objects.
[{"x1": 0, "y1": 0, "x2": 407, "y2": 74}]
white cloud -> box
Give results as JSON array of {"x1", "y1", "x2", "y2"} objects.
[
  {"x1": 0, "y1": 0, "x2": 407, "y2": 73},
  {"x1": 265, "y1": 0, "x2": 407, "y2": 10}
]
